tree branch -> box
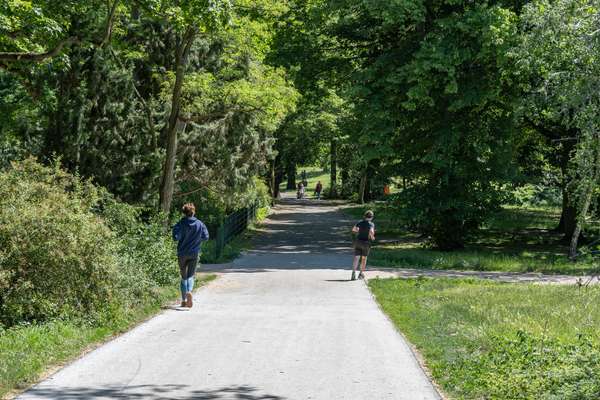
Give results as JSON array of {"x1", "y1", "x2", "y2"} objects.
[
  {"x1": 174, "y1": 183, "x2": 221, "y2": 198},
  {"x1": 100, "y1": 0, "x2": 120, "y2": 47},
  {"x1": 0, "y1": 36, "x2": 79, "y2": 62}
]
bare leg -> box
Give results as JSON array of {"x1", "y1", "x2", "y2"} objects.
[
  {"x1": 352, "y1": 256, "x2": 360, "y2": 272},
  {"x1": 357, "y1": 256, "x2": 367, "y2": 279},
  {"x1": 351, "y1": 255, "x2": 360, "y2": 280}
]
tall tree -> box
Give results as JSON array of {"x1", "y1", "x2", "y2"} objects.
[
  {"x1": 322, "y1": 0, "x2": 522, "y2": 248},
  {"x1": 517, "y1": 0, "x2": 600, "y2": 256},
  {"x1": 154, "y1": 0, "x2": 231, "y2": 214}
]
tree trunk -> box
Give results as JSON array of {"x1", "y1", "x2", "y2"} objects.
[
  {"x1": 569, "y1": 134, "x2": 600, "y2": 259},
  {"x1": 330, "y1": 138, "x2": 338, "y2": 198},
  {"x1": 569, "y1": 185, "x2": 594, "y2": 259},
  {"x1": 557, "y1": 188, "x2": 578, "y2": 239},
  {"x1": 358, "y1": 171, "x2": 367, "y2": 204},
  {"x1": 273, "y1": 155, "x2": 284, "y2": 198},
  {"x1": 158, "y1": 27, "x2": 195, "y2": 215},
  {"x1": 556, "y1": 136, "x2": 578, "y2": 239},
  {"x1": 340, "y1": 168, "x2": 349, "y2": 197},
  {"x1": 266, "y1": 159, "x2": 276, "y2": 204},
  {"x1": 286, "y1": 163, "x2": 296, "y2": 190}
]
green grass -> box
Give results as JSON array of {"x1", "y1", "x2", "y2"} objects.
[
  {"x1": 279, "y1": 166, "x2": 330, "y2": 194},
  {"x1": 370, "y1": 278, "x2": 600, "y2": 400},
  {"x1": 0, "y1": 274, "x2": 216, "y2": 398},
  {"x1": 345, "y1": 203, "x2": 599, "y2": 275}
]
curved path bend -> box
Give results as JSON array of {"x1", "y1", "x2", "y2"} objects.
[{"x1": 17, "y1": 195, "x2": 440, "y2": 400}]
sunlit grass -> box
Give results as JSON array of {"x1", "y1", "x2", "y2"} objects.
[
  {"x1": 370, "y1": 278, "x2": 600, "y2": 399},
  {"x1": 279, "y1": 166, "x2": 330, "y2": 194}
]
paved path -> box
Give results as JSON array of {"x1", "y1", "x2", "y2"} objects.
[{"x1": 17, "y1": 196, "x2": 440, "y2": 400}]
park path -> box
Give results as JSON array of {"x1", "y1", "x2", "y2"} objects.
[{"x1": 17, "y1": 194, "x2": 441, "y2": 400}]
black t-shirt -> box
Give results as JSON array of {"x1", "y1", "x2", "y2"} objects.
[{"x1": 355, "y1": 220, "x2": 375, "y2": 241}]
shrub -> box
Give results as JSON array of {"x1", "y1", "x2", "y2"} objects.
[
  {"x1": 99, "y1": 197, "x2": 177, "y2": 287},
  {"x1": 0, "y1": 159, "x2": 179, "y2": 329},
  {"x1": 0, "y1": 159, "x2": 121, "y2": 327}
]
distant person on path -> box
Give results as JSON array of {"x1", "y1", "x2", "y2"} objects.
[
  {"x1": 315, "y1": 181, "x2": 323, "y2": 200},
  {"x1": 351, "y1": 210, "x2": 375, "y2": 280},
  {"x1": 297, "y1": 182, "x2": 305, "y2": 199},
  {"x1": 172, "y1": 203, "x2": 209, "y2": 308}
]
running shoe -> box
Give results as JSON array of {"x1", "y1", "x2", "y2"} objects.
[
  {"x1": 358, "y1": 272, "x2": 365, "y2": 280},
  {"x1": 351, "y1": 271, "x2": 356, "y2": 281},
  {"x1": 186, "y1": 292, "x2": 193, "y2": 308}
]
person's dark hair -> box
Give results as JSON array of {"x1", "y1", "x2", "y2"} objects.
[
  {"x1": 364, "y1": 210, "x2": 374, "y2": 219},
  {"x1": 182, "y1": 203, "x2": 195, "y2": 217}
]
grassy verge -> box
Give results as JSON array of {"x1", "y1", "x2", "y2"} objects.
[
  {"x1": 0, "y1": 274, "x2": 216, "y2": 399},
  {"x1": 345, "y1": 204, "x2": 598, "y2": 275},
  {"x1": 279, "y1": 166, "x2": 330, "y2": 194},
  {"x1": 370, "y1": 278, "x2": 600, "y2": 399}
]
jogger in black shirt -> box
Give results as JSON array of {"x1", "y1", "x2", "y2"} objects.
[{"x1": 351, "y1": 210, "x2": 375, "y2": 280}]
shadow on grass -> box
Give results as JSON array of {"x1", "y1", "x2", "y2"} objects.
[{"x1": 23, "y1": 384, "x2": 285, "y2": 399}]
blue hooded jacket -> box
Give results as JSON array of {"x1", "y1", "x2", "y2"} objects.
[{"x1": 172, "y1": 217, "x2": 209, "y2": 257}]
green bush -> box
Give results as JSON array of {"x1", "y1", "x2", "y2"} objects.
[
  {"x1": 0, "y1": 159, "x2": 121, "y2": 327},
  {"x1": 100, "y1": 198, "x2": 177, "y2": 286},
  {"x1": 0, "y1": 159, "x2": 179, "y2": 329}
]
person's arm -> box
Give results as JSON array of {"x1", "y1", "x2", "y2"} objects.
[
  {"x1": 172, "y1": 221, "x2": 181, "y2": 241},
  {"x1": 368, "y1": 227, "x2": 375, "y2": 241},
  {"x1": 200, "y1": 222, "x2": 209, "y2": 241},
  {"x1": 352, "y1": 224, "x2": 359, "y2": 234}
]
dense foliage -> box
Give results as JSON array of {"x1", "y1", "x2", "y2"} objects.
[
  {"x1": 0, "y1": 0, "x2": 297, "y2": 213},
  {"x1": 1, "y1": 0, "x2": 597, "y2": 250},
  {"x1": 0, "y1": 159, "x2": 178, "y2": 328},
  {"x1": 267, "y1": 0, "x2": 599, "y2": 251}
]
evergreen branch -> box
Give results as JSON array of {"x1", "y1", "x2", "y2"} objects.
[
  {"x1": 108, "y1": 47, "x2": 155, "y2": 135},
  {"x1": 173, "y1": 185, "x2": 210, "y2": 198},
  {"x1": 0, "y1": 36, "x2": 79, "y2": 62}
]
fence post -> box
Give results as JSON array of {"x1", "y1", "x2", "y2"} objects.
[{"x1": 216, "y1": 225, "x2": 225, "y2": 260}]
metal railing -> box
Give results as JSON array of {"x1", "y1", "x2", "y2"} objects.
[{"x1": 215, "y1": 202, "x2": 259, "y2": 259}]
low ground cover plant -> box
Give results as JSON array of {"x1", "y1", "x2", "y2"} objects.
[{"x1": 369, "y1": 278, "x2": 600, "y2": 399}]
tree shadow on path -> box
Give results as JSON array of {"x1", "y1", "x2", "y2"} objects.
[{"x1": 23, "y1": 384, "x2": 285, "y2": 400}]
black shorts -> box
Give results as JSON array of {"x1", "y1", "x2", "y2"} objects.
[{"x1": 354, "y1": 240, "x2": 371, "y2": 257}]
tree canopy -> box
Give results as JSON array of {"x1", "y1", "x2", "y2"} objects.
[{"x1": 1, "y1": 0, "x2": 598, "y2": 252}]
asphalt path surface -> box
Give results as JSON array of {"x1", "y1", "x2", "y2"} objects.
[{"x1": 17, "y1": 195, "x2": 440, "y2": 400}]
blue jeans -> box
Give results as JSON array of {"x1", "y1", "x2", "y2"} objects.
[{"x1": 178, "y1": 255, "x2": 198, "y2": 300}]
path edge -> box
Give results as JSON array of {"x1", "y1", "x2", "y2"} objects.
[
  {"x1": 4, "y1": 274, "x2": 221, "y2": 400},
  {"x1": 364, "y1": 277, "x2": 447, "y2": 400}
]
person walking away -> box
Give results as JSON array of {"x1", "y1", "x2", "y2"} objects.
[
  {"x1": 297, "y1": 182, "x2": 305, "y2": 199},
  {"x1": 351, "y1": 210, "x2": 375, "y2": 280},
  {"x1": 172, "y1": 203, "x2": 209, "y2": 307},
  {"x1": 315, "y1": 181, "x2": 323, "y2": 200}
]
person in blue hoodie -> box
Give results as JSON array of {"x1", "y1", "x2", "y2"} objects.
[{"x1": 172, "y1": 203, "x2": 209, "y2": 308}]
